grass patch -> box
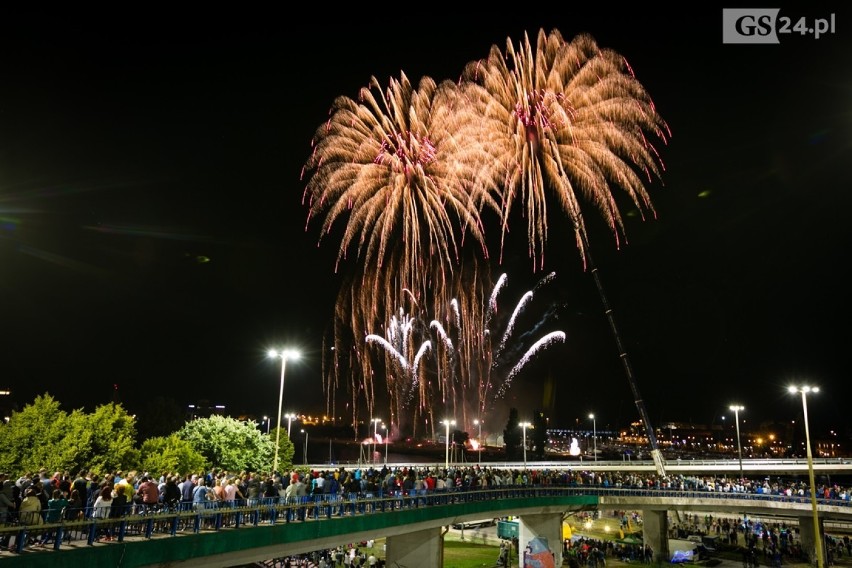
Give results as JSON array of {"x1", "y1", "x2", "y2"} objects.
[{"x1": 443, "y1": 539, "x2": 505, "y2": 567}]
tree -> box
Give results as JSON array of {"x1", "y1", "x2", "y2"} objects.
[
  {"x1": 82, "y1": 402, "x2": 139, "y2": 474},
  {"x1": 503, "y1": 408, "x2": 521, "y2": 460},
  {"x1": 0, "y1": 394, "x2": 139, "y2": 476},
  {"x1": 179, "y1": 415, "x2": 280, "y2": 473},
  {"x1": 0, "y1": 394, "x2": 69, "y2": 474},
  {"x1": 139, "y1": 434, "x2": 208, "y2": 476}
]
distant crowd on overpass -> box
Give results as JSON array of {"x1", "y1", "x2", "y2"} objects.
[{"x1": 3, "y1": 461, "x2": 852, "y2": 530}]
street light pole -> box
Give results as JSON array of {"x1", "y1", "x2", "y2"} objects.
[
  {"x1": 520, "y1": 422, "x2": 532, "y2": 469},
  {"x1": 474, "y1": 419, "x2": 483, "y2": 465},
  {"x1": 263, "y1": 416, "x2": 269, "y2": 435},
  {"x1": 301, "y1": 429, "x2": 309, "y2": 465},
  {"x1": 589, "y1": 413, "x2": 597, "y2": 462},
  {"x1": 442, "y1": 419, "x2": 455, "y2": 471},
  {"x1": 285, "y1": 412, "x2": 297, "y2": 439},
  {"x1": 789, "y1": 385, "x2": 824, "y2": 568},
  {"x1": 268, "y1": 348, "x2": 300, "y2": 474},
  {"x1": 729, "y1": 405, "x2": 745, "y2": 483}
]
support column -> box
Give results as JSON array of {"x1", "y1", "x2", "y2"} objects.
[
  {"x1": 798, "y1": 515, "x2": 825, "y2": 565},
  {"x1": 386, "y1": 526, "x2": 443, "y2": 568},
  {"x1": 518, "y1": 512, "x2": 562, "y2": 567},
  {"x1": 642, "y1": 509, "x2": 669, "y2": 564}
]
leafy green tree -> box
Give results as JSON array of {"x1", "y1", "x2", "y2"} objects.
[
  {"x1": 179, "y1": 415, "x2": 280, "y2": 473},
  {"x1": 0, "y1": 394, "x2": 69, "y2": 474},
  {"x1": 503, "y1": 407, "x2": 521, "y2": 460},
  {"x1": 83, "y1": 403, "x2": 139, "y2": 474},
  {"x1": 269, "y1": 426, "x2": 296, "y2": 470},
  {"x1": 0, "y1": 395, "x2": 139, "y2": 476},
  {"x1": 139, "y1": 434, "x2": 209, "y2": 476},
  {"x1": 42, "y1": 402, "x2": 139, "y2": 475}
]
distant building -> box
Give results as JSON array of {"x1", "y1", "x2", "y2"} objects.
[{"x1": 186, "y1": 400, "x2": 226, "y2": 420}]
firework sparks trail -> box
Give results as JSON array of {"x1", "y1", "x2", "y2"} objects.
[
  {"x1": 432, "y1": 271, "x2": 564, "y2": 429},
  {"x1": 365, "y1": 335, "x2": 410, "y2": 371},
  {"x1": 303, "y1": 71, "x2": 504, "y2": 436},
  {"x1": 363, "y1": 271, "x2": 564, "y2": 438},
  {"x1": 305, "y1": 29, "x2": 668, "y2": 457},
  {"x1": 462, "y1": 28, "x2": 670, "y2": 473},
  {"x1": 498, "y1": 290, "x2": 533, "y2": 357},
  {"x1": 499, "y1": 331, "x2": 567, "y2": 398},
  {"x1": 461, "y1": 29, "x2": 669, "y2": 269}
]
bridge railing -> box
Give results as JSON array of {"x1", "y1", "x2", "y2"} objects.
[{"x1": 1, "y1": 484, "x2": 849, "y2": 556}]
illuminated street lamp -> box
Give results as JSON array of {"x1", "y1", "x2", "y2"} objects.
[
  {"x1": 372, "y1": 418, "x2": 382, "y2": 462},
  {"x1": 268, "y1": 348, "x2": 300, "y2": 473},
  {"x1": 729, "y1": 405, "x2": 745, "y2": 482},
  {"x1": 789, "y1": 385, "x2": 823, "y2": 568},
  {"x1": 263, "y1": 415, "x2": 269, "y2": 435},
  {"x1": 284, "y1": 412, "x2": 297, "y2": 438},
  {"x1": 520, "y1": 422, "x2": 532, "y2": 469},
  {"x1": 589, "y1": 413, "x2": 597, "y2": 462},
  {"x1": 441, "y1": 419, "x2": 456, "y2": 471},
  {"x1": 474, "y1": 419, "x2": 483, "y2": 464}
]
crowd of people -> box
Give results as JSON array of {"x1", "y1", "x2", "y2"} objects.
[{"x1": 1, "y1": 463, "x2": 850, "y2": 556}]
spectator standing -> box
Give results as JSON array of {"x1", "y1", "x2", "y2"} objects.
[
  {"x1": 179, "y1": 474, "x2": 197, "y2": 507},
  {"x1": 136, "y1": 476, "x2": 160, "y2": 511},
  {"x1": 0, "y1": 473, "x2": 15, "y2": 524},
  {"x1": 161, "y1": 476, "x2": 181, "y2": 510},
  {"x1": 38, "y1": 489, "x2": 68, "y2": 546},
  {"x1": 19, "y1": 486, "x2": 43, "y2": 526},
  {"x1": 65, "y1": 489, "x2": 83, "y2": 520},
  {"x1": 92, "y1": 486, "x2": 113, "y2": 541}
]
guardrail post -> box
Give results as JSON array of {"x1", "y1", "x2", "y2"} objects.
[
  {"x1": 13, "y1": 528, "x2": 28, "y2": 554},
  {"x1": 53, "y1": 526, "x2": 64, "y2": 550},
  {"x1": 87, "y1": 521, "x2": 98, "y2": 545}
]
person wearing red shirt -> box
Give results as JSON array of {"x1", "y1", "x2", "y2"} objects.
[{"x1": 136, "y1": 476, "x2": 160, "y2": 509}]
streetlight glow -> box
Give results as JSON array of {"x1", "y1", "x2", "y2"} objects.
[
  {"x1": 263, "y1": 415, "x2": 269, "y2": 435},
  {"x1": 588, "y1": 414, "x2": 597, "y2": 462},
  {"x1": 441, "y1": 419, "x2": 456, "y2": 471},
  {"x1": 729, "y1": 405, "x2": 745, "y2": 483},
  {"x1": 789, "y1": 385, "x2": 824, "y2": 568},
  {"x1": 520, "y1": 422, "x2": 532, "y2": 469},
  {"x1": 284, "y1": 412, "x2": 297, "y2": 438},
  {"x1": 268, "y1": 348, "x2": 300, "y2": 473}
]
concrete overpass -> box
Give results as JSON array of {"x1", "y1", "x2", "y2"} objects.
[{"x1": 2, "y1": 485, "x2": 850, "y2": 568}]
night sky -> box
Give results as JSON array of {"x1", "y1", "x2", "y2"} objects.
[{"x1": 1, "y1": 8, "x2": 850, "y2": 436}]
